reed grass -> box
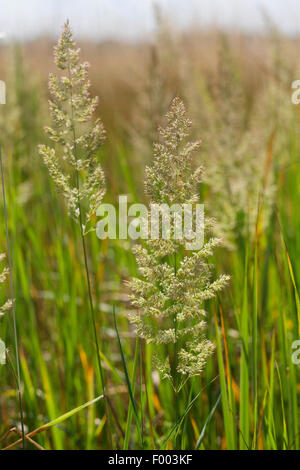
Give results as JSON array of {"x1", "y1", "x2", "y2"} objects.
[{"x1": 0, "y1": 21, "x2": 299, "y2": 450}]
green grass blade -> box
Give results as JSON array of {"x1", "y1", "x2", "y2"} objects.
[
  {"x1": 214, "y1": 312, "x2": 236, "y2": 449},
  {"x1": 239, "y1": 247, "x2": 250, "y2": 450},
  {"x1": 275, "y1": 362, "x2": 288, "y2": 449},
  {"x1": 113, "y1": 306, "x2": 142, "y2": 446},
  {"x1": 252, "y1": 244, "x2": 258, "y2": 449},
  {"x1": 160, "y1": 376, "x2": 218, "y2": 449},
  {"x1": 195, "y1": 393, "x2": 221, "y2": 449},
  {"x1": 123, "y1": 337, "x2": 140, "y2": 449},
  {"x1": 42, "y1": 395, "x2": 104, "y2": 431}
]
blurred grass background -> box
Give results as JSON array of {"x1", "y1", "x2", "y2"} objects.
[{"x1": 0, "y1": 13, "x2": 300, "y2": 449}]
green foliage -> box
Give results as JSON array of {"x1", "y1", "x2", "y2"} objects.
[{"x1": 0, "y1": 23, "x2": 299, "y2": 451}]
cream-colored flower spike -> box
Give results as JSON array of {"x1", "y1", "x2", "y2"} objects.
[
  {"x1": 0, "y1": 253, "x2": 12, "y2": 364},
  {"x1": 128, "y1": 98, "x2": 230, "y2": 387},
  {"x1": 39, "y1": 21, "x2": 106, "y2": 229}
]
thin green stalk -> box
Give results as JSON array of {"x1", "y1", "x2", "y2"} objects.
[
  {"x1": 160, "y1": 375, "x2": 219, "y2": 449},
  {"x1": 252, "y1": 243, "x2": 258, "y2": 449},
  {"x1": 78, "y1": 192, "x2": 105, "y2": 391},
  {"x1": 239, "y1": 246, "x2": 250, "y2": 450},
  {"x1": 214, "y1": 311, "x2": 236, "y2": 449},
  {"x1": 139, "y1": 338, "x2": 144, "y2": 445},
  {"x1": 68, "y1": 66, "x2": 112, "y2": 446},
  {"x1": 123, "y1": 337, "x2": 140, "y2": 449},
  {"x1": 195, "y1": 392, "x2": 221, "y2": 449},
  {"x1": 113, "y1": 306, "x2": 143, "y2": 448},
  {"x1": 275, "y1": 362, "x2": 288, "y2": 449},
  {"x1": 173, "y1": 252, "x2": 180, "y2": 449},
  {"x1": 0, "y1": 146, "x2": 25, "y2": 449}
]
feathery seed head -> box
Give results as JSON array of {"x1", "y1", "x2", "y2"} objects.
[
  {"x1": 39, "y1": 22, "x2": 106, "y2": 229},
  {"x1": 145, "y1": 97, "x2": 202, "y2": 206},
  {"x1": 128, "y1": 97, "x2": 229, "y2": 385}
]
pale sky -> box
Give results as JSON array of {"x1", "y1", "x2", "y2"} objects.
[{"x1": 0, "y1": 0, "x2": 300, "y2": 41}]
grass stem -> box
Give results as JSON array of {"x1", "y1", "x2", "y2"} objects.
[{"x1": 0, "y1": 146, "x2": 25, "y2": 449}]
